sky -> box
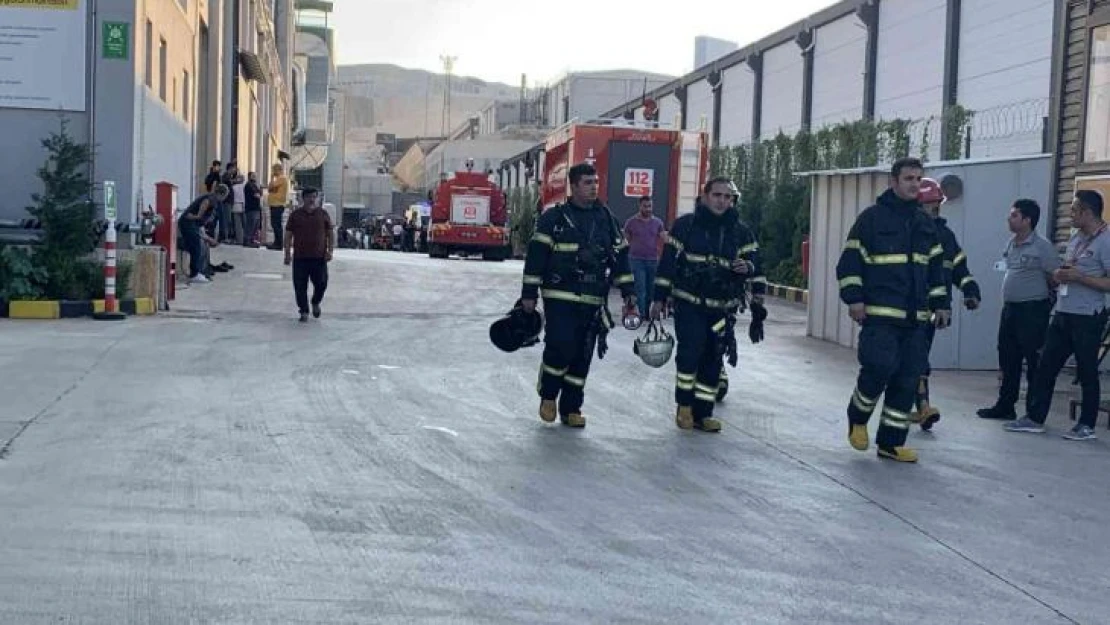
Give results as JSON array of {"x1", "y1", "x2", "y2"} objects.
[{"x1": 333, "y1": 0, "x2": 840, "y2": 86}]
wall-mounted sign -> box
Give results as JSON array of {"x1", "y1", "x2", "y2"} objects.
[
  {"x1": 102, "y1": 21, "x2": 128, "y2": 59},
  {"x1": 0, "y1": 0, "x2": 87, "y2": 111}
]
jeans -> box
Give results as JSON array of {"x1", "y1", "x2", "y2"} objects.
[
  {"x1": 630, "y1": 258, "x2": 658, "y2": 318},
  {"x1": 179, "y1": 222, "x2": 204, "y2": 278},
  {"x1": 270, "y1": 207, "x2": 285, "y2": 248},
  {"x1": 244, "y1": 210, "x2": 261, "y2": 246},
  {"x1": 217, "y1": 201, "x2": 232, "y2": 241},
  {"x1": 292, "y1": 258, "x2": 329, "y2": 313},
  {"x1": 1027, "y1": 311, "x2": 1106, "y2": 427}
]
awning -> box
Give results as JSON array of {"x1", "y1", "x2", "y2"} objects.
[{"x1": 238, "y1": 50, "x2": 268, "y2": 84}]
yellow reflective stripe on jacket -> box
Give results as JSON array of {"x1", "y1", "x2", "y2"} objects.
[
  {"x1": 930, "y1": 244, "x2": 944, "y2": 258},
  {"x1": 684, "y1": 252, "x2": 709, "y2": 263},
  {"x1": 523, "y1": 275, "x2": 543, "y2": 285},
  {"x1": 839, "y1": 276, "x2": 863, "y2": 288},
  {"x1": 943, "y1": 261, "x2": 955, "y2": 269},
  {"x1": 532, "y1": 233, "x2": 554, "y2": 246},
  {"x1": 655, "y1": 277, "x2": 673, "y2": 288},
  {"x1": 867, "y1": 254, "x2": 909, "y2": 265},
  {"x1": 666, "y1": 235, "x2": 685, "y2": 251},
  {"x1": 959, "y1": 276, "x2": 976, "y2": 289},
  {"x1": 750, "y1": 276, "x2": 768, "y2": 284},
  {"x1": 954, "y1": 251, "x2": 967, "y2": 264},
  {"x1": 739, "y1": 243, "x2": 759, "y2": 254},
  {"x1": 672, "y1": 288, "x2": 700, "y2": 304},
  {"x1": 929, "y1": 286, "x2": 947, "y2": 298},
  {"x1": 865, "y1": 306, "x2": 905, "y2": 318},
  {"x1": 541, "y1": 289, "x2": 604, "y2": 306},
  {"x1": 613, "y1": 274, "x2": 634, "y2": 285},
  {"x1": 912, "y1": 253, "x2": 930, "y2": 265},
  {"x1": 553, "y1": 242, "x2": 579, "y2": 252},
  {"x1": 711, "y1": 318, "x2": 727, "y2": 333},
  {"x1": 916, "y1": 310, "x2": 932, "y2": 322}
]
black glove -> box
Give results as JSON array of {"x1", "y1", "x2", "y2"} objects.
[{"x1": 749, "y1": 301, "x2": 767, "y2": 344}]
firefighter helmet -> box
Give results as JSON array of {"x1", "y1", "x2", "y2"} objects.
[
  {"x1": 490, "y1": 300, "x2": 543, "y2": 353},
  {"x1": 918, "y1": 177, "x2": 945, "y2": 205},
  {"x1": 633, "y1": 320, "x2": 675, "y2": 368}
]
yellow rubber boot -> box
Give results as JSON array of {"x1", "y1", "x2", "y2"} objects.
[
  {"x1": 849, "y1": 424, "x2": 869, "y2": 451},
  {"x1": 694, "y1": 418, "x2": 722, "y2": 433},
  {"x1": 878, "y1": 446, "x2": 918, "y2": 463},
  {"x1": 676, "y1": 406, "x2": 694, "y2": 430},
  {"x1": 539, "y1": 400, "x2": 557, "y2": 423},
  {"x1": 561, "y1": 413, "x2": 586, "y2": 428}
]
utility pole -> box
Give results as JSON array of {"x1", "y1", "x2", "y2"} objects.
[{"x1": 440, "y1": 54, "x2": 457, "y2": 137}]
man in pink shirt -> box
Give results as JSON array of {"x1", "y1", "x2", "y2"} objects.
[{"x1": 624, "y1": 196, "x2": 667, "y2": 319}]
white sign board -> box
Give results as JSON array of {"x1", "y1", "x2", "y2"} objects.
[
  {"x1": 624, "y1": 167, "x2": 654, "y2": 198},
  {"x1": 103, "y1": 180, "x2": 116, "y2": 221},
  {"x1": 0, "y1": 0, "x2": 87, "y2": 111},
  {"x1": 450, "y1": 195, "x2": 490, "y2": 225}
]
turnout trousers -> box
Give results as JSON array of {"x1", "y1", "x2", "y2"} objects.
[
  {"x1": 673, "y1": 301, "x2": 727, "y2": 421},
  {"x1": 537, "y1": 299, "x2": 601, "y2": 417},
  {"x1": 847, "y1": 323, "x2": 929, "y2": 448}
]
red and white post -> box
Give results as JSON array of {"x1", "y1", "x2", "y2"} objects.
[{"x1": 95, "y1": 220, "x2": 127, "y2": 320}]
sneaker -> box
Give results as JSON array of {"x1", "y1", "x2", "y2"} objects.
[
  {"x1": 1063, "y1": 424, "x2": 1098, "y2": 441},
  {"x1": 1004, "y1": 417, "x2": 1045, "y2": 434},
  {"x1": 191, "y1": 274, "x2": 210, "y2": 284},
  {"x1": 312, "y1": 302, "x2": 321, "y2": 318},
  {"x1": 977, "y1": 406, "x2": 1016, "y2": 420}
]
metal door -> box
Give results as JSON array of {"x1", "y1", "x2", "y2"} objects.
[{"x1": 605, "y1": 141, "x2": 673, "y2": 225}]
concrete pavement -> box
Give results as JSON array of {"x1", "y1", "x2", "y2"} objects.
[{"x1": 0, "y1": 246, "x2": 1107, "y2": 624}]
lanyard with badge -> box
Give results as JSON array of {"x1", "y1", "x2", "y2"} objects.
[{"x1": 1059, "y1": 224, "x2": 1107, "y2": 297}]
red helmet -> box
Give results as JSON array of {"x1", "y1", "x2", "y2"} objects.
[{"x1": 918, "y1": 178, "x2": 944, "y2": 204}]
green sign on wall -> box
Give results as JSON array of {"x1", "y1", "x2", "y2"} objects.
[{"x1": 102, "y1": 22, "x2": 129, "y2": 60}]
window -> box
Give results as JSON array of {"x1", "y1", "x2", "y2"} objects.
[
  {"x1": 144, "y1": 20, "x2": 152, "y2": 88},
  {"x1": 183, "y1": 70, "x2": 190, "y2": 121},
  {"x1": 158, "y1": 37, "x2": 167, "y2": 101},
  {"x1": 1084, "y1": 25, "x2": 1110, "y2": 162},
  {"x1": 172, "y1": 77, "x2": 177, "y2": 112}
]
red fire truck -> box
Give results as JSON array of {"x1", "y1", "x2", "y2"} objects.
[
  {"x1": 540, "y1": 118, "x2": 711, "y2": 227},
  {"x1": 427, "y1": 167, "x2": 511, "y2": 261}
]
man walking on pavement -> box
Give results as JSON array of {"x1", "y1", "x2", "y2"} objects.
[
  {"x1": 650, "y1": 177, "x2": 765, "y2": 433},
  {"x1": 1006, "y1": 190, "x2": 1110, "y2": 441},
  {"x1": 520, "y1": 162, "x2": 636, "y2": 428},
  {"x1": 911, "y1": 178, "x2": 981, "y2": 431},
  {"x1": 284, "y1": 187, "x2": 334, "y2": 323},
  {"x1": 624, "y1": 195, "x2": 666, "y2": 319},
  {"x1": 977, "y1": 199, "x2": 1059, "y2": 422},
  {"x1": 836, "y1": 157, "x2": 951, "y2": 462}
]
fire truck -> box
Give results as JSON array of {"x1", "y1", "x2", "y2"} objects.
[
  {"x1": 426, "y1": 163, "x2": 511, "y2": 261},
  {"x1": 539, "y1": 115, "x2": 710, "y2": 226}
]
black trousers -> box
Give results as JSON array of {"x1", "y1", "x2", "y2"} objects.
[
  {"x1": 673, "y1": 302, "x2": 727, "y2": 420},
  {"x1": 537, "y1": 299, "x2": 599, "y2": 417},
  {"x1": 1028, "y1": 311, "x2": 1105, "y2": 427},
  {"x1": 847, "y1": 323, "x2": 929, "y2": 448},
  {"x1": 292, "y1": 258, "x2": 328, "y2": 313},
  {"x1": 270, "y1": 207, "x2": 285, "y2": 248},
  {"x1": 994, "y1": 299, "x2": 1052, "y2": 413}
]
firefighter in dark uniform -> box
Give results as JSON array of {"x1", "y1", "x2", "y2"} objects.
[
  {"x1": 912, "y1": 177, "x2": 981, "y2": 430},
  {"x1": 715, "y1": 181, "x2": 767, "y2": 402},
  {"x1": 650, "y1": 177, "x2": 765, "y2": 432},
  {"x1": 520, "y1": 162, "x2": 636, "y2": 428},
  {"x1": 836, "y1": 158, "x2": 951, "y2": 462}
]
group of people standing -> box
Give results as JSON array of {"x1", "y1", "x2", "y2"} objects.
[
  {"x1": 201, "y1": 160, "x2": 291, "y2": 250},
  {"x1": 514, "y1": 157, "x2": 1109, "y2": 462}
]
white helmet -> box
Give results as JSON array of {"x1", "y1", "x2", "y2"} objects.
[{"x1": 634, "y1": 320, "x2": 675, "y2": 368}]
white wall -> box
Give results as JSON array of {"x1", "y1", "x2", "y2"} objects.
[
  {"x1": 659, "y1": 94, "x2": 681, "y2": 128},
  {"x1": 957, "y1": 0, "x2": 1053, "y2": 157},
  {"x1": 875, "y1": 0, "x2": 947, "y2": 160},
  {"x1": 686, "y1": 79, "x2": 714, "y2": 139},
  {"x1": 760, "y1": 41, "x2": 804, "y2": 138},
  {"x1": 811, "y1": 13, "x2": 867, "y2": 130},
  {"x1": 718, "y1": 63, "x2": 754, "y2": 146},
  {"x1": 132, "y1": 87, "x2": 194, "y2": 222}
]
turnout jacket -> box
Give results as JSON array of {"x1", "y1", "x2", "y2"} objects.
[
  {"x1": 653, "y1": 204, "x2": 766, "y2": 309},
  {"x1": 521, "y1": 200, "x2": 635, "y2": 306},
  {"x1": 935, "y1": 216, "x2": 981, "y2": 302},
  {"x1": 837, "y1": 189, "x2": 951, "y2": 325}
]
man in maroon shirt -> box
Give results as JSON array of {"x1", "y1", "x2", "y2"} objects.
[
  {"x1": 284, "y1": 187, "x2": 334, "y2": 322},
  {"x1": 623, "y1": 196, "x2": 667, "y2": 319}
]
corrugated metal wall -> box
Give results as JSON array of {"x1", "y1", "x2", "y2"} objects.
[
  {"x1": 686, "y1": 79, "x2": 714, "y2": 138},
  {"x1": 811, "y1": 13, "x2": 867, "y2": 130},
  {"x1": 760, "y1": 41, "x2": 804, "y2": 137},
  {"x1": 807, "y1": 155, "x2": 1052, "y2": 370},
  {"x1": 718, "y1": 63, "x2": 754, "y2": 145}
]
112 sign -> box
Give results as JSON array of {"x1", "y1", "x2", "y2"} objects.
[{"x1": 624, "y1": 168, "x2": 654, "y2": 198}]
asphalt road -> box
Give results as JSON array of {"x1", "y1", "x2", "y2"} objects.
[{"x1": 0, "y1": 247, "x2": 1107, "y2": 624}]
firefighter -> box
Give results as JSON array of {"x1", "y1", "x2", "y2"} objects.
[
  {"x1": 912, "y1": 177, "x2": 981, "y2": 430},
  {"x1": 520, "y1": 162, "x2": 636, "y2": 428},
  {"x1": 716, "y1": 181, "x2": 766, "y2": 402},
  {"x1": 836, "y1": 157, "x2": 951, "y2": 462},
  {"x1": 650, "y1": 177, "x2": 765, "y2": 432}
]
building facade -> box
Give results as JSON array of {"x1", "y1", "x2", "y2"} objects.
[
  {"x1": 1049, "y1": 0, "x2": 1110, "y2": 242},
  {"x1": 0, "y1": 0, "x2": 293, "y2": 223}
]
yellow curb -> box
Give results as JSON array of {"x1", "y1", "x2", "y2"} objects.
[
  {"x1": 9, "y1": 300, "x2": 60, "y2": 319},
  {"x1": 134, "y1": 298, "x2": 155, "y2": 315}
]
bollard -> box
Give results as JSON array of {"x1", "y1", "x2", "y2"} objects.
[{"x1": 93, "y1": 221, "x2": 127, "y2": 321}]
